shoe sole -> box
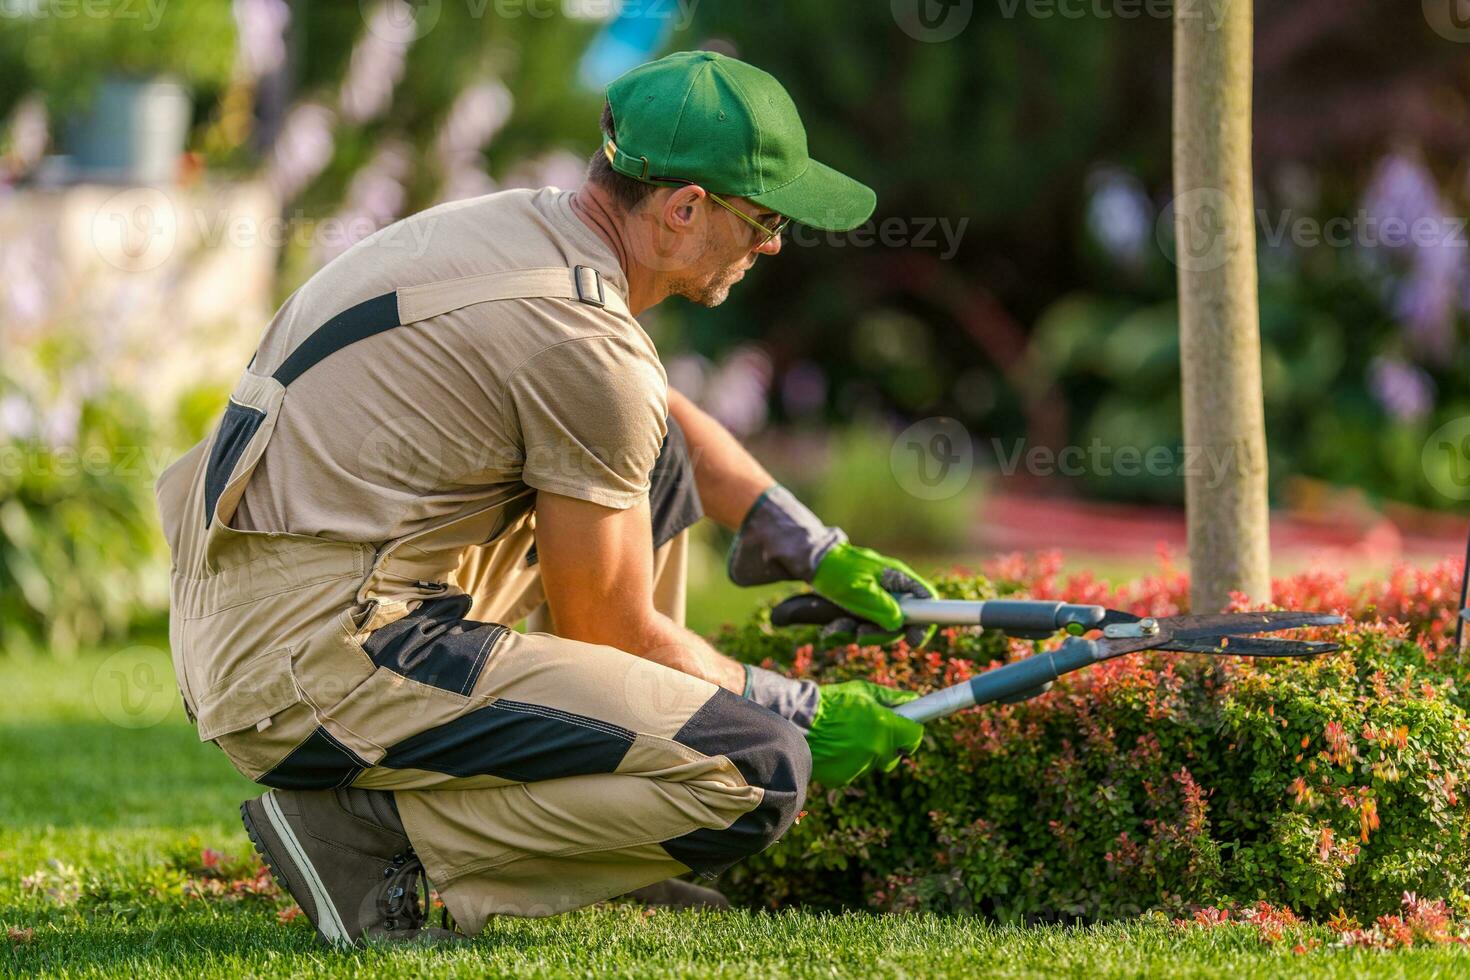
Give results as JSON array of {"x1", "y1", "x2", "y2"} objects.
[{"x1": 241, "y1": 792, "x2": 352, "y2": 946}]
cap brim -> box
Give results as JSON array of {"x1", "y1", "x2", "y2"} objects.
[{"x1": 747, "y1": 159, "x2": 875, "y2": 232}]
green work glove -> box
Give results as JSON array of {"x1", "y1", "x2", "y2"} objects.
[
  {"x1": 805, "y1": 680, "x2": 925, "y2": 786},
  {"x1": 727, "y1": 486, "x2": 936, "y2": 648},
  {"x1": 810, "y1": 542, "x2": 938, "y2": 649}
]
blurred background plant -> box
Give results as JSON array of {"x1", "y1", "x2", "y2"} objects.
[
  {"x1": 0, "y1": 332, "x2": 201, "y2": 659},
  {"x1": 1, "y1": 1, "x2": 1468, "y2": 650}
]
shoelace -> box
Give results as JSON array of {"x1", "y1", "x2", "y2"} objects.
[{"x1": 381, "y1": 849, "x2": 429, "y2": 932}]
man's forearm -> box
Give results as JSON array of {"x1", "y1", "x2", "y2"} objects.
[
  {"x1": 610, "y1": 610, "x2": 748, "y2": 694},
  {"x1": 668, "y1": 387, "x2": 772, "y2": 529}
]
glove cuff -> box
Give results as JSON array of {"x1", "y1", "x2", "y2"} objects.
[
  {"x1": 742, "y1": 664, "x2": 820, "y2": 730},
  {"x1": 727, "y1": 485, "x2": 846, "y2": 586}
]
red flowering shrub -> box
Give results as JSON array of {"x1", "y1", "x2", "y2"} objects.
[{"x1": 714, "y1": 552, "x2": 1470, "y2": 922}]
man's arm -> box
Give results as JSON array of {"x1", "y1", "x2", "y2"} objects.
[
  {"x1": 535, "y1": 487, "x2": 747, "y2": 693},
  {"x1": 667, "y1": 387, "x2": 772, "y2": 530}
]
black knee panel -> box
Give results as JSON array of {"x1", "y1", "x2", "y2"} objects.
[{"x1": 660, "y1": 688, "x2": 812, "y2": 877}]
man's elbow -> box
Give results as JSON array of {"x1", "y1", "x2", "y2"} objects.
[{"x1": 551, "y1": 601, "x2": 668, "y2": 654}]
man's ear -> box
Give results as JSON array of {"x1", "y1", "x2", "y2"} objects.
[{"x1": 663, "y1": 184, "x2": 706, "y2": 232}]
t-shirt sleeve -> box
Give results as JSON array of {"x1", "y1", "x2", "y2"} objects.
[{"x1": 504, "y1": 335, "x2": 668, "y2": 509}]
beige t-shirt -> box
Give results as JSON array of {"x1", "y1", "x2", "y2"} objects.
[{"x1": 234, "y1": 188, "x2": 668, "y2": 546}]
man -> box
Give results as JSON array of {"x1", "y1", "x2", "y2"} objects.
[{"x1": 156, "y1": 50, "x2": 931, "y2": 946}]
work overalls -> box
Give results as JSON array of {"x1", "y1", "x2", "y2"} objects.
[{"x1": 155, "y1": 264, "x2": 809, "y2": 933}]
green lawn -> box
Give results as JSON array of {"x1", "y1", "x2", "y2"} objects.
[{"x1": 5, "y1": 651, "x2": 1470, "y2": 978}]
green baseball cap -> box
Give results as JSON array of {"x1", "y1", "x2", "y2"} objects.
[{"x1": 603, "y1": 51, "x2": 876, "y2": 232}]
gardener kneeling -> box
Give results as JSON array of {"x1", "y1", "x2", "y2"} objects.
[{"x1": 156, "y1": 52, "x2": 927, "y2": 946}]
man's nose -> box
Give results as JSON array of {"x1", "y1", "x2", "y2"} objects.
[{"x1": 754, "y1": 232, "x2": 783, "y2": 257}]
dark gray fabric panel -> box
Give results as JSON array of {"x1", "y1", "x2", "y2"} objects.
[
  {"x1": 362, "y1": 594, "x2": 506, "y2": 697},
  {"x1": 660, "y1": 688, "x2": 810, "y2": 877},
  {"x1": 260, "y1": 728, "x2": 368, "y2": 790},
  {"x1": 203, "y1": 400, "x2": 266, "y2": 528},
  {"x1": 378, "y1": 698, "x2": 635, "y2": 782}
]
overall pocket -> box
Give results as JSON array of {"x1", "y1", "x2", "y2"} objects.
[{"x1": 193, "y1": 646, "x2": 318, "y2": 782}]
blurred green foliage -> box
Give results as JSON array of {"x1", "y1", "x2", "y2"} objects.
[
  {"x1": 4, "y1": 0, "x2": 236, "y2": 112},
  {"x1": 798, "y1": 424, "x2": 980, "y2": 554},
  {"x1": 0, "y1": 390, "x2": 165, "y2": 659},
  {"x1": 0, "y1": 333, "x2": 224, "y2": 658}
]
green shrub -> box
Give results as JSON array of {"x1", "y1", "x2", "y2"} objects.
[
  {"x1": 713, "y1": 559, "x2": 1470, "y2": 922},
  {"x1": 0, "y1": 387, "x2": 172, "y2": 658}
]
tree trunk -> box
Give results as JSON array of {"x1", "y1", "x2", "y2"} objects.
[{"x1": 1173, "y1": 0, "x2": 1271, "y2": 611}]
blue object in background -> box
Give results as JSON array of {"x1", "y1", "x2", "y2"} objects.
[{"x1": 578, "y1": 3, "x2": 678, "y2": 90}]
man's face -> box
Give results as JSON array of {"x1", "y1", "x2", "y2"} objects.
[{"x1": 642, "y1": 189, "x2": 785, "y2": 307}]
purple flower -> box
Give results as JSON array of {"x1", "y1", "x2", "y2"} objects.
[
  {"x1": 434, "y1": 81, "x2": 514, "y2": 204},
  {"x1": 232, "y1": 0, "x2": 291, "y2": 81},
  {"x1": 435, "y1": 82, "x2": 513, "y2": 162},
  {"x1": 501, "y1": 152, "x2": 587, "y2": 192},
  {"x1": 666, "y1": 353, "x2": 712, "y2": 402},
  {"x1": 1360, "y1": 152, "x2": 1466, "y2": 360},
  {"x1": 703, "y1": 346, "x2": 772, "y2": 437},
  {"x1": 1085, "y1": 167, "x2": 1152, "y2": 270},
  {"x1": 339, "y1": 1, "x2": 418, "y2": 125},
  {"x1": 1367, "y1": 355, "x2": 1435, "y2": 423},
  {"x1": 265, "y1": 103, "x2": 337, "y2": 202},
  {"x1": 315, "y1": 140, "x2": 413, "y2": 265},
  {"x1": 1362, "y1": 154, "x2": 1439, "y2": 236}
]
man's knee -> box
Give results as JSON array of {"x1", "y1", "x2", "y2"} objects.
[{"x1": 659, "y1": 688, "x2": 811, "y2": 876}]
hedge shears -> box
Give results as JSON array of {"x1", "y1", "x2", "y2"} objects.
[{"x1": 771, "y1": 595, "x2": 1343, "y2": 724}]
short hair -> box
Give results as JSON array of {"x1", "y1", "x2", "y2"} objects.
[{"x1": 585, "y1": 102, "x2": 658, "y2": 211}]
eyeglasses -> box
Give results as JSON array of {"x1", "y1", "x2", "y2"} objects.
[
  {"x1": 605, "y1": 142, "x2": 789, "y2": 247},
  {"x1": 700, "y1": 189, "x2": 790, "y2": 248}
]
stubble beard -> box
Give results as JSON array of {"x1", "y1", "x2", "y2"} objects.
[{"x1": 670, "y1": 261, "x2": 747, "y2": 308}]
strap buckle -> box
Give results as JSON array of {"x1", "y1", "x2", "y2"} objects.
[{"x1": 573, "y1": 266, "x2": 606, "y2": 309}]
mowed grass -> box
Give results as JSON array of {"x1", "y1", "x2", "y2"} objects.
[{"x1": 5, "y1": 651, "x2": 1470, "y2": 978}]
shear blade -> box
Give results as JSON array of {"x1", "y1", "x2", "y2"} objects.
[
  {"x1": 1165, "y1": 612, "x2": 1344, "y2": 640},
  {"x1": 1163, "y1": 636, "x2": 1338, "y2": 658}
]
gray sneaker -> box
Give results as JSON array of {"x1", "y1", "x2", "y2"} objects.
[
  {"x1": 241, "y1": 787, "x2": 460, "y2": 946},
  {"x1": 623, "y1": 878, "x2": 731, "y2": 910}
]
